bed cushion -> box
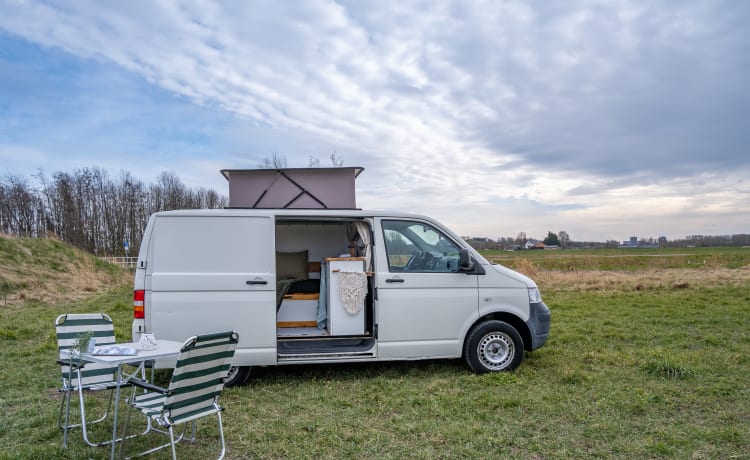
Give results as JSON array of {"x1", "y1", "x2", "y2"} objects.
[
  {"x1": 276, "y1": 250, "x2": 308, "y2": 280},
  {"x1": 287, "y1": 278, "x2": 321, "y2": 294}
]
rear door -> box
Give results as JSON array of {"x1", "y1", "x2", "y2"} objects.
[
  {"x1": 147, "y1": 215, "x2": 276, "y2": 365},
  {"x1": 374, "y1": 218, "x2": 479, "y2": 359}
]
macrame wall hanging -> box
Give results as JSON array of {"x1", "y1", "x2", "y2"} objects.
[{"x1": 336, "y1": 271, "x2": 367, "y2": 315}]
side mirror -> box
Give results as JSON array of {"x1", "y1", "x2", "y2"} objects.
[{"x1": 459, "y1": 248, "x2": 474, "y2": 272}]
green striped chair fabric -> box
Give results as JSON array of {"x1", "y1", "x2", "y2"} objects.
[
  {"x1": 55, "y1": 313, "x2": 126, "y2": 448},
  {"x1": 56, "y1": 313, "x2": 119, "y2": 389},
  {"x1": 124, "y1": 331, "x2": 239, "y2": 459}
]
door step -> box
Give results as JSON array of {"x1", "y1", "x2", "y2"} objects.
[
  {"x1": 278, "y1": 352, "x2": 375, "y2": 363},
  {"x1": 277, "y1": 336, "x2": 375, "y2": 358}
]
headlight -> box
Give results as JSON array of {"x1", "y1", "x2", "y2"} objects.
[{"x1": 528, "y1": 287, "x2": 542, "y2": 303}]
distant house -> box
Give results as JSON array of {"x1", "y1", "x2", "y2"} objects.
[{"x1": 525, "y1": 240, "x2": 545, "y2": 250}]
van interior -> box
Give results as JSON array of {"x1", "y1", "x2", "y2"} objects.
[{"x1": 274, "y1": 218, "x2": 376, "y2": 360}]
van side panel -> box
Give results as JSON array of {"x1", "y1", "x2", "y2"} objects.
[
  {"x1": 147, "y1": 215, "x2": 277, "y2": 365},
  {"x1": 376, "y1": 282, "x2": 478, "y2": 358}
]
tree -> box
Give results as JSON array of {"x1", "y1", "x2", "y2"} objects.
[
  {"x1": 258, "y1": 153, "x2": 288, "y2": 168},
  {"x1": 262, "y1": 152, "x2": 344, "y2": 168},
  {"x1": 0, "y1": 174, "x2": 45, "y2": 237},
  {"x1": 543, "y1": 231, "x2": 560, "y2": 246},
  {"x1": 330, "y1": 152, "x2": 344, "y2": 167},
  {"x1": 497, "y1": 236, "x2": 516, "y2": 250},
  {"x1": 515, "y1": 232, "x2": 527, "y2": 247},
  {"x1": 2, "y1": 167, "x2": 227, "y2": 256},
  {"x1": 557, "y1": 230, "x2": 570, "y2": 249},
  {"x1": 307, "y1": 155, "x2": 321, "y2": 167}
]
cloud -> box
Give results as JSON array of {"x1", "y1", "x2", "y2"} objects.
[
  {"x1": 0, "y1": 143, "x2": 48, "y2": 169},
  {"x1": 0, "y1": 0, "x2": 748, "y2": 240}
]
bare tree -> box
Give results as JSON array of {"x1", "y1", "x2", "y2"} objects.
[
  {"x1": 0, "y1": 175, "x2": 45, "y2": 237},
  {"x1": 260, "y1": 152, "x2": 344, "y2": 168},
  {"x1": 558, "y1": 231, "x2": 570, "y2": 249},
  {"x1": 259, "y1": 153, "x2": 288, "y2": 168},
  {"x1": 330, "y1": 152, "x2": 344, "y2": 167},
  {"x1": 156, "y1": 171, "x2": 186, "y2": 210},
  {"x1": 307, "y1": 156, "x2": 321, "y2": 167},
  {"x1": 515, "y1": 232, "x2": 527, "y2": 247},
  {"x1": 1, "y1": 167, "x2": 227, "y2": 256}
]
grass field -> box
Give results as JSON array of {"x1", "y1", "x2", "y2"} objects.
[
  {"x1": 0, "y1": 247, "x2": 748, "y2": 459},
  {"x1": 481, "y1": 246, "x2": 750, "y2": 271}
]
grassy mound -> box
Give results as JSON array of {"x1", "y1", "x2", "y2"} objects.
[{"x1": 0, "y1": 233, "x2": 131, "y2": 306}]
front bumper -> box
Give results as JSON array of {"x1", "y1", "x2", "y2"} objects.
[{"x1": 527, "y1": 301, "x2": 551, "y2": 350}]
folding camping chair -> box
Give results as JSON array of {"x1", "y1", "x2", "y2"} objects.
[
  {"x1": 55, "y1": 313, "x2": 138, "y2": 447},
  {"x1": 120, "y1": 331, "x2": 239, "y2": 460}
]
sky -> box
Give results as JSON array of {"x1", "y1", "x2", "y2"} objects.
[{"x1": 1, "y1": 0, "x2": 748, "y2": 242}]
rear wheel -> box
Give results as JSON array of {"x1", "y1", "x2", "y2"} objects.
[
  {"x1": 464, "y1": 320, "x2": 524, "y2": 373},
  {"x1": 224, "y1": 365, "x2": 251, "y2": 387}
]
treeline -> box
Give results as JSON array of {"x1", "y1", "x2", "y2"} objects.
[
  {"x1": 466, "y1": 233, "x2": 750, "y2": 250},
  {"x1": 676, "y1": 234, "x2": 750, "y2": 247},
  {"x1": 0, "y1": 168, "x2": 227, "y2": 256}
]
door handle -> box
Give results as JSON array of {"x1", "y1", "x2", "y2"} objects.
[
  {"x1": 385, "y1": 278, "x2": 405, "y2": 283},
  {"x1": 246, "y1": 280, "x2": 268, "y2": 285}
]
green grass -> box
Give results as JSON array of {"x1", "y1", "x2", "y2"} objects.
[
  {"x1": 481, "y1": 246, "x2": 750, "y2": 271},
  {"x1": 0, "y1": 235, "x2": 117, "y2": 276},
  {"x1": 1, "y1": 252, "x2": 749, "y2": 458},
  {"x1": 0, "y1": 234, "x2": 127, "y2": 306}
]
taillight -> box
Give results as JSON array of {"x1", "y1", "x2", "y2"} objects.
[{"x1": 133, "y1": 290, "x2": 145, "y2": 319}]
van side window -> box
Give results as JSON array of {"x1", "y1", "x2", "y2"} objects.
[{"x1": 382, "y1": 220, "x2": 462, "y2": 273}]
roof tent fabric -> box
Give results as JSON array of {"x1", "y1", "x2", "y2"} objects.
[{"x1": 221, "y1": 167, "x2": 364, "y2": 209}]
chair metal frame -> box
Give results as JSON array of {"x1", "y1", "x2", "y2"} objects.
[
  {"x1": 56, "y1": 313, "x2": 144, "y2": 448},
  {"x1": 119, "y1": 331, "x2": 239, "y2": 460}
]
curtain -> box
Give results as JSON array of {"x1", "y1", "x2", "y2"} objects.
[
  {"x1": 355, "y1": 221, "x2": 372, "y2": 272},
  {"x1": 316, "y1": 261, "x2": 328, "y2": 329}
]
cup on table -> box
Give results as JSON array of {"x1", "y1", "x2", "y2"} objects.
[
  {"x1": 138, "y1": 333, "x2": 157, "y2": 350},
  {"x1": 86, "y1": 337, "x2": 96, "y2": 353}
]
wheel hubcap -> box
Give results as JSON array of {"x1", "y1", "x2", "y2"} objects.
[
  {"x1": 477, "y1": 332, "x2": 514, "y2": 370},
  {"x1": 225, "y1": 366, "x2": 239, "y2": 382}
]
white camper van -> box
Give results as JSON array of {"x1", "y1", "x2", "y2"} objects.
[{"x1": 132, "y1": 208, "x2": 550, "y2": 386}]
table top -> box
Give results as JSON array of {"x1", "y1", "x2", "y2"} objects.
[{"x1": 60, "y1": 339, "x2": 183, "y2": 364}]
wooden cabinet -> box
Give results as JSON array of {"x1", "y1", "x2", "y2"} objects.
[{"x1": 326, "y1": 258, "x2": 366, "y2": 335}]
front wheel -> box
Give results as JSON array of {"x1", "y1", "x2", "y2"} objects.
[
  {"x1": 224, "y1": 366, "x2": 252, "y2": 387},
  {"x1": 464, "y1": 321, "x2": 524, "y2": 373}
]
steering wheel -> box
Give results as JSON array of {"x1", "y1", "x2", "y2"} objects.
[{"x1": 404, "y1": 249, "x2": 424, "y2": 270}]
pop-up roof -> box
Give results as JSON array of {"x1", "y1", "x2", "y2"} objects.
[{"x1": 220, "y1": 167, "x2": 364, "y2": 209}]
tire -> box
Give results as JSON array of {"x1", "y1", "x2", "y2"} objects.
[
  {"x1": 224, "y1": 365, "x2": 252, "y2": 387},
  {"x1": 464, "y1": 320, "x2": 524, "y2": 373}
]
